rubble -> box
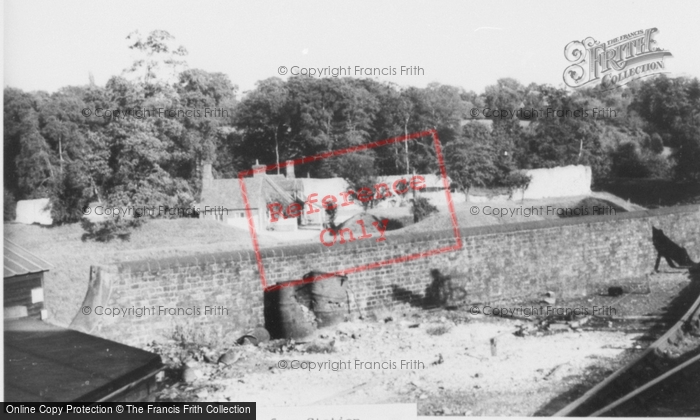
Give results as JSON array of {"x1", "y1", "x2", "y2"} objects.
[
  {"x1": 541, "y1": 291, "x2": 557, "y2": 305},
  {"x1": 145, "y1": 273, "x2": 691, "y2": 413},
  {"x1": 218, "y1": 351, "x2": 242, "y2": 366},
  {"x1": 181, "y1": 367, "x2": 200, "y2": 383}
]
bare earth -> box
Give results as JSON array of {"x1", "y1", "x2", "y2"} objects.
[{"x1": 152, "y1": 271, "x2": 696, "y2": 416}]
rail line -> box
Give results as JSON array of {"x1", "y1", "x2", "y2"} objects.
[{"x1": 553, "y1": 271, "x2": 700, "y2": 417}]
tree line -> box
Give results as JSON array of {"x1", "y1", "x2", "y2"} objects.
[{"x1": 4, "y1": 30, "x2": 700, "y2": 224}]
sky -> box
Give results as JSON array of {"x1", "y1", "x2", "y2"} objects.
[{"x1": 3, "y1": 0, "x2": 700, "y2": 96}]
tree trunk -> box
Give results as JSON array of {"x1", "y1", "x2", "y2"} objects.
[
  {"x1": 404, "y1": 117, "x2": 410, "y2": 175},
  {"x1": 274, "y1": 131, "x2": 280, "y2": 174}
]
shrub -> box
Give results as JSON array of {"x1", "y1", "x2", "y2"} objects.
[
  {"x1": 612, "y1": 143, "x2": 646, "y2": 177},
  {"x1": 640, "y1": 150, "x2": 673, "y2": 179},
  {"x1": 611, "y1": 142, "x2": 672, "y2": 179},
  {"x1": 649, "y1": 133, "x2": 664, "y2": 154},
  {"x1": 412, "y1": 197, "x2": 438, "y2": 222},
  {"x1": 383, "y1": 218, "x2": 404, "y2": 231},
  {"x1": 81, "y1": 218, "x2": 144, "y2": 242}
]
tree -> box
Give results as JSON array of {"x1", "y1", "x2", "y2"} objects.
[
  {"x1": 444, "y1": 139, "x2": 499, "y2": 196},
  {"x1": 482, "y1": 78, "x2": 525, "y2": 112},
  {"x1": 672, "y1": 111, "x2": 700, "y2": 182},
  {"x1": 445, "y1": 120, "x2": 531, "y2": 198},
  {"x1": 4, "y1": 88, "x2": 40, "y2": 198},
  {"x1": 331, "y1": 151, "x2": 381, "y2": 211},
  {"x1": 631, "y1": 75, "x2": 700, "y2": 181},
  {"x1": 518, "y1": 86, "x2": 612, "y2": 183},
  {"x1": 235, "y1": 78, "x2": 290, "y2": 172},
  {"x1": 50, "y1": 161, "x2": 92, "y2": 223},
  {"x1": 175, "y1": 69, "x2": 238, "y2": 188},
  {"x1": 15, "y1": 117, "x2": 55, "y2": 199},
  {"x1": 123, "y1": 30, "x2": 188, "y2": 88},
  {"x1": 403, "y1": 83, "x2": 469, "y2": 173}
]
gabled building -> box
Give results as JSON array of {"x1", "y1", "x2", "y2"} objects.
[{"x1": 199, "y1": 160, "x2": 317, "y2": 231}]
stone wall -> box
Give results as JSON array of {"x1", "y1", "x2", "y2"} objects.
[{"x1": 71, "y1": 205, "x2": 700, "y2": 346}]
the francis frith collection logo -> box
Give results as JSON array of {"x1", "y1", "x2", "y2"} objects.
[{"x1": 563, "y1": 28, "x2": 672, "y2": 89}]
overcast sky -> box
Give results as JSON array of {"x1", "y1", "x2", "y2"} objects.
[{"x1": 4, "y1": 0, "x2": 700, "y2": 95}]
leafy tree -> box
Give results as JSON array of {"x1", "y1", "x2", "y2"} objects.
[
  {"x1": 4, "y1": 87, "x2": 39, "y2": 197},
  {"x1": 444, "y1": 139, "x2": 499, "y2": 196},
  {"x1": 631, "y1": 75, "x2": 700, "y2": 181},
  {"x1": 123, "y1": 30, "x2": 188, "y2": 88},
  {"x1": 50, "y1": 161, "x2": 92, "y2": 223},
  {"x1": 445, "y1": 120, "x2": 531, "y2": 197},
  {"x1": 482, "y1": 78, "x2": 525, "y2": 112},
  {"x1": 672, "y1": 112, "x2": 700, "y2": 182},
  {"x1": 331, "y1": 151, "x2": 381, "y2": 211},
  {"x1": 175, "y1": 69, "x2": 238, "y2": 189},
  {"x1": 610, "y1": 142, "x2": 672, "y2": 179},
  {"x1": 15, "y1": 117, "x2": 55, "y2": 199},
  {"x1": 517, "y1": 86, "x2": 612, "y2": 183},
  {"x1": 235, "y1": 78, "x2": 290, "y2": 172}
]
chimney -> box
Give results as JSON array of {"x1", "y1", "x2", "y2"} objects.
[
  {"x1": 202, "y1": 162, "x2": 213, "y2": 189},
  {"x1": 285, "y1": 160, "x2": 295, "y2": 179},
  {"x1": 252, "y1": 159, "x2": 267, "y2": 178}
]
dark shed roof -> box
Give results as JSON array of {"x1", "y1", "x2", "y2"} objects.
[
  {"x1": 4, "y1": 318, "x2": 163, "y2": 402},
  {"x1": 4, "y1": 238, "x2": 53, "y2": 279}
]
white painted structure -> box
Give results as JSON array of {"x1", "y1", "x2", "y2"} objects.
[
  {"x1": 517, "y1": 165, "x2": 592, "y2": 200},
  {"x1": 15, "y1": 198, "x2": 52, "y2": 225},
  {"x1": 467, "y1": 165, "x2": 592, "y2": 202}
]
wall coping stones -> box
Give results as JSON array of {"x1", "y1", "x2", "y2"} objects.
[{"x1": 114, "y1": 205, "x2": 699, "y2": 274}]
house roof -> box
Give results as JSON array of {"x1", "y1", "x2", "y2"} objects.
[
  {"x1": 4, "y1": 238, "x2": 53, "y2": 279},
  {"x1": 267, "y1": 175, "x2": 305, "y2": 194},
  {"x1": 299, "y1": 177, "x2": 349, "y2": 201},
  {"x1": 200, "y1": 176, "x2": 299, "y2": 210}
]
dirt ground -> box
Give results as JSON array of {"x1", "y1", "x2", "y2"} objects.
[{"x1": 150, "y1": 270, "x2": 697, "y2": 416}]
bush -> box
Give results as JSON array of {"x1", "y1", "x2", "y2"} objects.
[
  {"x1": 649, "y1": 133, "x2": 664, "y2": 154},
  {"x1": 640, "y1": 151, "x2": 673, "y2": 179},
  {"x1": 383, "y1": 218, "x2": 404, "y2": 231},
  {"x1": 411, "y1": 197, "x2": 438, "y2": 222},
  {"x1": 611, "y1": 142, "x2": 672, "y2": 179},
  {"x1": 81, "y1": 218, "x2": 144, "y2": 242}
]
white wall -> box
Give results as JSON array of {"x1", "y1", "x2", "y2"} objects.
[
  {"x1": 418, "y1": 190, "x2": 466, "y2": 206},
  {"x1": 518, "y1": 165, "x2": 591, "y2": 200},
  {"x1": 15, "y1": 198, "x2": 53, "y2": 225}
]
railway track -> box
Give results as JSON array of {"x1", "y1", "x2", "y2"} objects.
[{"x1": 554, "y1": 270, "x2": 700, "y2": 417}]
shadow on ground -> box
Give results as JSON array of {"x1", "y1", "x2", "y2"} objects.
[{"x1": 533, "y1": 266, "x2": 700, "y2": 416}]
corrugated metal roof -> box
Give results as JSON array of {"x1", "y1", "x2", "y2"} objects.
[{"x1": 4, "y1": 238, "x2": 53, "y2": 278}]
